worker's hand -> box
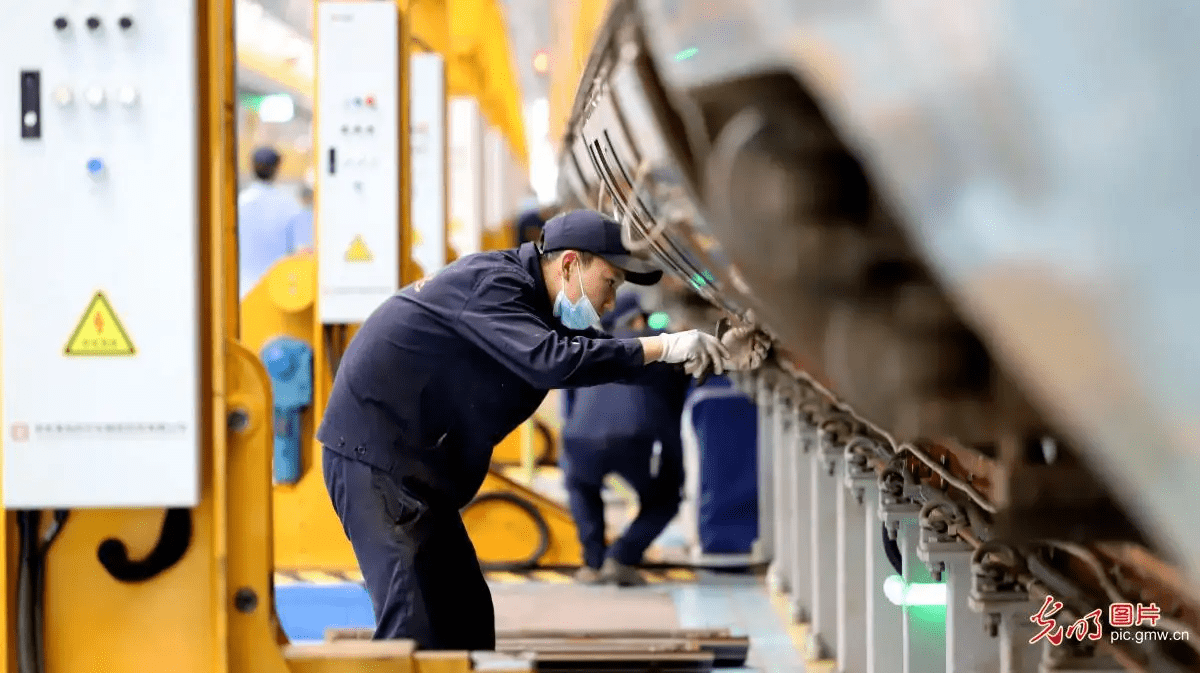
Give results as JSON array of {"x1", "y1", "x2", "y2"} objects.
[
  {"x1": 657, "y1": 330, "x2": 729, "y2": 377},
  {"x1": 719, "y1": 325, "x2": 771, "y2": 371}
]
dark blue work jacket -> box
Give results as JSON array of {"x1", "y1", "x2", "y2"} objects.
[
  {"x1": 316, "y1": 242, "x2": 677, "y2": 509},
  {"x1": 561, "y1": 326, "x2": 692, "y2": 451}
]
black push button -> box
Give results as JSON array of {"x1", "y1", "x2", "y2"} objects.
[
  {"x1": 86, "y1": 16, "x2": 101, "y2": 30},
  {"x1": 54, "y1": 16, "x2": 69, "y2": 31},
  {"x1": 20, "y1": 71, "x2": 41, "y2": 140},
  {"x1": 118, "y1": 16, "x2": 134, "y2": 30}
]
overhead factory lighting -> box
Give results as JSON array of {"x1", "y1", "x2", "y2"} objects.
[
  {"x1": 258, "y1": 93, "x2": 295, "y2": 123},
  {"x1": 532, "y1": 49, "x2": 550, "y2": 75}
]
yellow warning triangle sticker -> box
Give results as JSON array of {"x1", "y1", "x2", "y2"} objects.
[
  {"x1": 344, "y1": 234, "x2": 374, "y2": 262},
  {"x1": 63, "y1": 291, "x2": 136, "y2": 356}
]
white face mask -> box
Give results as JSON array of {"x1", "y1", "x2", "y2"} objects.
[{"x1": 553, "y1": 264, "x2": 601, "y2": 330}]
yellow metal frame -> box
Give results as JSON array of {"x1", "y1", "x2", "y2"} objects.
[
  {"x1": 241, "y1": 253, "x2": 583, "y2": 572},
  {"x1": 548, "y1": 0, "x2": 611, "y2": 152},
  {"x1": 248, "y1": 0, "x2": 555, "y2": 573}
]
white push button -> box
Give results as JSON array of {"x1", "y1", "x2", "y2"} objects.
[
  {"x1": 117, "y1": 86, "x2": 139, "y2": 107},
  {"x1": 23, "y1": 111, "x2": 37, "y2": 127},
  {"x1": 85, "y1": 86, "x2": 106, "y2": 107}
]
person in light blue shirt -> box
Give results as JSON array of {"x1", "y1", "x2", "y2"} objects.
[
  {"x1": 287, "y1": 184, "x2": 315, "y2": 253},
  {"x1": 237, "y1": 146, "x2": 307, "y2": 297}
]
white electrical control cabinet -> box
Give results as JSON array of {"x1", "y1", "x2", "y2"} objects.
[
  {"x1": 409, "y1": 52, "x2": 446, "y2": 277},
  {"x1": 316, "y1": 0, "x2": 401, "y2": 324},
  {"x1": 0, "y1": 4, "x2": 201, "y2": 508},
  {"x1": 483, "y1": 126, "x2": 506, "y2": 232},
  {"x1": 449, "y1": 96, "x2": 484, "y2": 257}
]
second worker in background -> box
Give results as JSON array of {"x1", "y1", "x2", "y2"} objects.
[{"x1": 561, "y1": 293, "x2": 693, "y2": 586}]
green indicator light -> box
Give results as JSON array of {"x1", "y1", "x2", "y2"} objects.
[
  {"x1": 240, "y1": 94, "x2": 266, "y2": 112},
  {"x1": 647, "y1": 312, "x2": 670, "y2": 330},
  {"x1": 674, "y1": 47, "x2": 699, "y2": 61},
  {"x1": 883, "y1": 574, "x2": 947, "y2": 606}
]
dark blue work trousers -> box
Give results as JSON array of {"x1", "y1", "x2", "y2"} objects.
[
  {"x1": 562, "y1": 436, "x2": 684, "y2": 569},
  {"x1": 322, "y1": 447, "x2": 495, "y2": 650}
]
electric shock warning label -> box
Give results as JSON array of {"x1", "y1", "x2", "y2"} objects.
[{"x1": 63, "y1": 290, "x2": 137, "y2": 356}]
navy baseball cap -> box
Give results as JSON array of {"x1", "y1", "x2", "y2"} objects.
[
  {"x1": 602, "y1": 292, "x2": 646, "y2": 330},
  {"x1": 538, "y1": 209, "x2": 664, "y2": 286},
  {"x1": 252, "y1": 147, "x2": 281, "y2": 166}
]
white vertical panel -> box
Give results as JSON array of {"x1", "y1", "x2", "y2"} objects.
[
  {"x1": 409, "y1": 52, "x2": 446, "y2": 276},
  {"x1": 484, "y1": 126, "x2": 505, "y2": 232},
  {"x1": 1, "y1": 3, "x2": 200, "y2": 507},
  {"x1": 315, "y1": 1, "x2": 400, "y2": 324},
  {"x1": 448, "y1": 96, "x2": 483, "y2": 256}
]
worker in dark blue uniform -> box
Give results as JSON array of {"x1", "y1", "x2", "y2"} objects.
[
  {"x1": 560, "y1": 293, "x2": 692, "y2": 586},
  {"x1": 318, "y1": 209, "x2": 733, "y2": 651}
]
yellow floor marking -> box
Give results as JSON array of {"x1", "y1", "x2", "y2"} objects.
[
  {"x1": 296, "y1": 570, "x2": 343, "y2": 584},
  {"x1": 530, "y1": 569, "x2": 572, "y2": 584},
  {"x1": 487, "y1": 571, "x2": 526, "y2": 584},
  {"x1": 664, "y1": 568, "x2": 696, "y2": 581},
  {"x1": 768, "y1": 587, "x2": 836, "y2": 668}
]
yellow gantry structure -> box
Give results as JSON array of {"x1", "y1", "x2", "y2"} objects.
[
  {"x1": 242, "y1": 0, "x2": 576, "y2": 575},
  {"x1": 548, "y1": 0, "x2": 611, "y2": 152},
  {"x1": 236, "y1": 0, "x2": 528, "y2": 169}
]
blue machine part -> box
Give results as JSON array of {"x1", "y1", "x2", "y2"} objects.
[
  {"x1": 260, "y1": 336, "x2": 314, "y2": 485},
  {"x1": 686, "y1": 377, "x2": 759, "y2": 555}
]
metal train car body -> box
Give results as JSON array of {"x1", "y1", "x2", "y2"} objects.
[{"x1": 552, "y1": 1, "x2": 1200, "y2": 669}]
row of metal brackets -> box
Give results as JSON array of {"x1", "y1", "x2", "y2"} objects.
[{"x1": 729, "y1": 369, "x2": 1129, "y2": 673}]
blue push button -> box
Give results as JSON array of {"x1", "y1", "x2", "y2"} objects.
[{"x1": 87, "y1": 158, "x2": 104, "y2": 174}]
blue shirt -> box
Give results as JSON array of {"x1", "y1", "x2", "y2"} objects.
[
  {"x1": 316, "y1": 242, "x2": 680, "y2": 508},
  {"x1": 237, "y1": 182, "x2": 306, "y2": 297}
]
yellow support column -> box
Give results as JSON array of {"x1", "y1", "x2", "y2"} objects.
[
  {"x1": 265, "y1": 0, "x2": 549, "y2": 575},
  {"x1": 268, "y1": 0, "x2": 416, "y2": 572}
]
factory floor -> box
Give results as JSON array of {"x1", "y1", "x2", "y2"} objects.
[
  {"x1": 275, "y1": 465, "x2": 816, "y2": 672},
  {"x1": 276, "y1": 567, "x2": 813, "y2": 673}
]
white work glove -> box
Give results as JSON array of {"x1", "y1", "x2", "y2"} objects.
[
  {"x1": 719, "y1": 324, "x2": 771, "y2": 371},
  {"x1": 657, "y1": 329, "x2": 729, "y2": 378}
]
